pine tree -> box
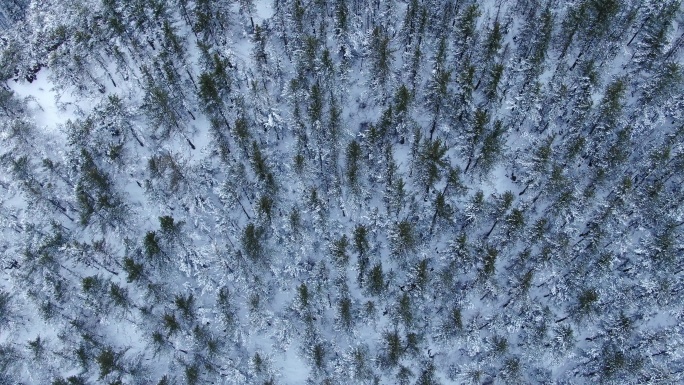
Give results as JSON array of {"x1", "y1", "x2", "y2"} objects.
[
  {"x1": 346, "y1": 140, "x2": 362, "y2": 194},
  {"x1": 242, "y1": 223, "x2": 265, "y2": 262},
  {"x1": 369, "y1": 25, "x2": 393, "y2": 88},
  {"x1": 368, "y1": 263, "x2": 384, "y2": 296},
  {"x1": 96, "y1": 347, "x2": 120, "y2": 380},
  {"x1": 416, "y1": 138, "x2": 448, "y2": 194}
]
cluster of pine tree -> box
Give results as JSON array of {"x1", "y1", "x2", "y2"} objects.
[{"x1": 1, "y1": 0, "x2": 683, "y2": 384}]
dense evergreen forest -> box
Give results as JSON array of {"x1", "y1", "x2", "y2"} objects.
[{"x1": 1, "y1": 0, "x2": 684, "y2": 384}]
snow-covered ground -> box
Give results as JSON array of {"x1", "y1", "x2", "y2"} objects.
[{"x1": 2, "y1": 0, "x2": 684, "y2": 384}]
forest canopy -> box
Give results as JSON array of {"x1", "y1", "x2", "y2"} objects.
[{"x1": 1, "y1": 0, "x2": 683, "y2": 384}]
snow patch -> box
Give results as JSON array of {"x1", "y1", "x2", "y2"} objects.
[
  {"x1": 7, "y1": 69, "x2": 78, "y2": 135},
  {"x1": 254, "y1": 0, "x2": 274, "y2": 21}
]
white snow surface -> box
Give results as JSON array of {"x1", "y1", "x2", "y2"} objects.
[{"x1": 1, "y1": 0, "x2": 684, "y2": 384}]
